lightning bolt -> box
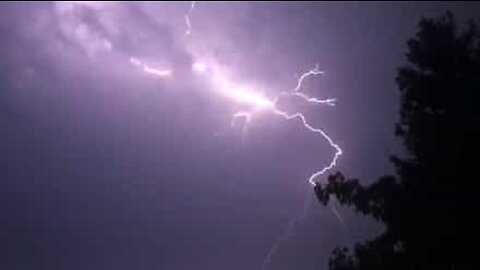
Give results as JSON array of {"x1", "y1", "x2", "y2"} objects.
[
  {"x1": 178, "y1": 4, "x2": 344, "y2": 269},
  {"x1": 244, "y1": 66, "x2": 343, "y2": 270},
  {"x1": 130, "y1": 2, "x2": 344, "y2": 269},
  {"x1": 223, "y1": 64, "x2": 343, "y2": 187},
  {"x1": 272, "y1": 67, "x2": 342, "y2": 186},
  {"x1": 58, "y1": 2, "x2": 345, "y2": 268}
]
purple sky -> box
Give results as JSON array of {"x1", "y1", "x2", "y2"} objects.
[{"x1": 1, "y1": 2, "x2": 480, "y2": 270}]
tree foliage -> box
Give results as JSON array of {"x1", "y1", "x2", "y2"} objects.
[{"x1": 315, "y1": 12, "x2": 480, "y2": 270}]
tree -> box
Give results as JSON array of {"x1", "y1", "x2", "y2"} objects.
[{"x1": 315, "y1": 12, "x2": 480, "y2": 270}]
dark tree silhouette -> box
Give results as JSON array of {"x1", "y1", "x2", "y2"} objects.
[{"x1": 315, "y1": 12, "x2": 480, "y2": 270}]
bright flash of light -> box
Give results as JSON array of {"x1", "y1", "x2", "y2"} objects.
[
  {"x1": 228, "y1": 86, "x2": 274, "y2": 108},
  {"x1": 210, "y1": 67, "x2": 275, "y2": 109}
]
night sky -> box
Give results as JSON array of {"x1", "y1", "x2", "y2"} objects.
[{"x1": 1, "y1": 2, "x2": 480, "y2": 270}]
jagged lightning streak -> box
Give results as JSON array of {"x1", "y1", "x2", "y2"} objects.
[
  {"x1": 227, "y1": 64, "x2": 343, "y2": 187},
  {"x1": 272, "y1": 108, "x2": 342, "y2": 186},
  {"x1": 219, "y1": 63, "x2": 342, "y2": 187}
]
